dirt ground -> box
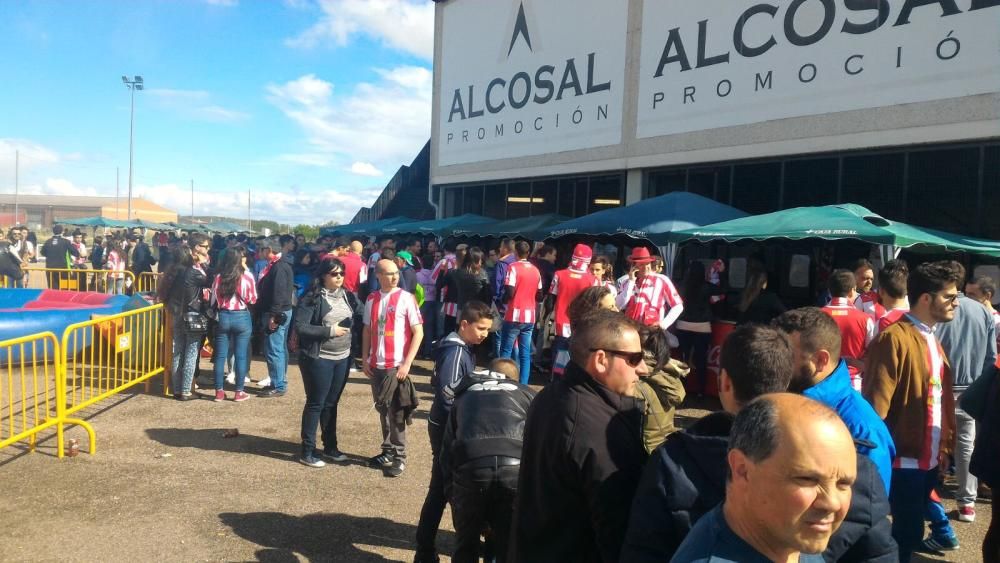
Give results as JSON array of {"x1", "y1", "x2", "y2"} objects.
[{"x1": 0, "y1": 355, "x2": 991, "y2": 562}]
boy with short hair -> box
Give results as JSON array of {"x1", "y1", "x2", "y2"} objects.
[{"x1": 415, "y1": 300, "x2": 495, "y2": 563}]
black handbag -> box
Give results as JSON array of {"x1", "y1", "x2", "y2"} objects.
[
  {"x1": 183, "y1": 311, "x2": 209, "y2": 334},
  {"x1": 183, "y1": 291, "x2": 209, "y2": 334}
]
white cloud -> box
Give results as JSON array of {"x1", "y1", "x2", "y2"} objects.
[
  {"x1": 131, "y1": 182, "x2": 382, "y2": 225},
  {"x1": 0, "y1": 138, "x2": 61, "y2": 169},
  {"x1": 350, "y1": 161, "x2": 382, "y2": 177},
  {"x1": 286, "y1": 0, "x2": 434, "y2": 60},
  {"x1": 145, "y1": 89, "x2": 250, "y2": 123},
  {"x1": 266, "y1": 67, "x2": 430, "y2": 176},
  {"x1": 13, "y1": 178, "x2": 101, "y2": 197}
]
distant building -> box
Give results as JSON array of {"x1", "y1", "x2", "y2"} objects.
[{"x1": 0, "y1": 194, "x2": 178, "y2": 229}]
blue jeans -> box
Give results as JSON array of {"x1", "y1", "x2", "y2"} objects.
[
  {"x1": 890, "y1": 468, "x2": 944, "y2": 563},
  {"x1": 213, "y1": 310, "x2": 252, "y2": 392},
  {"x1": 171, "y1": 315, "x2": 202, "y2": 396},
  {"x1": 262, "y1": 311, "x2": 292, "y2": 391},
  {"x1": 500, "y1": 321, "x2": 533, "y2": 385},
  {"x1": 421, "y1": 301, "x2": 441, "y2": 356},
  {"x1": 299, "y1": 355, "x2": 350, "y2": 455}
]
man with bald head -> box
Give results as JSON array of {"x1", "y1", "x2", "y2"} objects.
[
  {"x1": 362, "y1": 259, "x2": 423, "y2": 477},
  {"x1": 673, "y1": 394, "x2": 858, "y2": 562},
  {"x1": 340, "y1": 239, "x2": 367, "y2": 295}
]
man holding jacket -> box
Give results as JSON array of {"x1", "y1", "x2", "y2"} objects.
[{"x1": 256, "y1": 236, "x2": 295, "y2": 397}]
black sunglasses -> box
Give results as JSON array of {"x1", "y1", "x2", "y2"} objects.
[
  {"x1": 326, "y1": 271, "x2": 344, "y2": 277},
  {"x1": 589, "y1": 348, "x2": 644, "y2": 367}
]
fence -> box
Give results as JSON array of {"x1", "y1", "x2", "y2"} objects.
[
  {"x1": 0, "y1": 303, "x2": 166, "y2": 458},
  {"x1": 0, "y1": 332, "x2": 70, "y2": 453},
  {"x1": 135, "y1": 272, "x2": 161, "y2": 294},
  {"x1": 22, "y1": 267, "x2": 136, "y2": 295}
]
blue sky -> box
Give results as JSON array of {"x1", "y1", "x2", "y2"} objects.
[{"x1": 0, "y1": 0, "x2": 434, "y2": 225}]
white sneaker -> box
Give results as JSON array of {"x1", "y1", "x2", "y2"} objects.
[
  {"x1": 225, "y1": 372, "x2": 235, "y2": 386},
  {"x1": 257, "y1": 376, "x2": 271, "y2": 388}
]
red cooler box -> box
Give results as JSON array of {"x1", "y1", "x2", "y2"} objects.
[{"x1": 704, "y1": 321, "x2": 736, "y2": 397}]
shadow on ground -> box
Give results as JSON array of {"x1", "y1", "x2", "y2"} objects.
[
  {"x1": 144, "y1": 427, "x2": 376, "y2": 467},
  {"x1": 219, "y1": 511, "x2": 455, "y2": 562},
  {"x1": 145, "y1": 427, "x2": 299, "y2": 462}
]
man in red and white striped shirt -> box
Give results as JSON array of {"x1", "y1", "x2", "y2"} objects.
[
  {"x1": 499, "y1": 241, "x2": 542, "y2": 385},
  {"x1": 864, "y1": 261, "x2": 960, "y2": 562},
  {"x1": 616, "y1": 247, "x2": 684, "y2": 330},
  {"x1": 545, "y1": 244, "x2": 597, "y2": 378},
  {"x1": 432, "y1": 242, "x2": 459, "y2": 334},
  {"x1": 362, "y1": 258, "x2": 423, "y2": 477},
  {"x1": 853, "y1": 259, "x2": 886, "y2": 319},
  {"x1": 876, "y1": 259, "x2": 911, "y2": 332},
  {"x1": 821, "y1": 270, "x2": 877, "y2": 391}
]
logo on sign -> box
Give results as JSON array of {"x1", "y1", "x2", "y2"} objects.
[
  {"x1": 444, "y1": 1, "x2": 616, "y2": 145},
  {"x1": 507, "y1": 2, "x2": 533, "y2": 57}
]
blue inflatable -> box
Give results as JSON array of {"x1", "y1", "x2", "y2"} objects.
[{"x1": 0, "y1": 289, "x2": 132, "y2": 363}]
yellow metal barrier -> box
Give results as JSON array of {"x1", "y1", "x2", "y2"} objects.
[
  {"x1": 0, "y1": 332, "x2": 95, "y2": 457},
  {"x1": 0, "y1": 303, "x2": 167, "y2": 459},
  {"x1": 136, "y1": 272, "x2": 161, "y2": 294},
  {"x1": 22, "y1": 267, "x2": 135, "y2": 294}
]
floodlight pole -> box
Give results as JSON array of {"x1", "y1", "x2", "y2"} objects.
[
  {"x1": 122, "y1": 75, "x2": 144, "y2": 221},
  {"x1": 13, "y1": 150, "x2": 18, "y2": 227}
]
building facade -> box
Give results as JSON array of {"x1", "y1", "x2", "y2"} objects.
[
  {"x1": 430, "y1": 0, "x2": 1000, "y2": 238},
  {"x1": 0, "y1": 195, "x2": 178, "y2": 229}
]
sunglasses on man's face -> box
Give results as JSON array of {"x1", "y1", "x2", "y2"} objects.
[
  {"x1": 590, "y1": 348, "x2": 645, "y2": 367},
  {"x1": 326, "y1": 271, "x2": 344, "y2": 278}
]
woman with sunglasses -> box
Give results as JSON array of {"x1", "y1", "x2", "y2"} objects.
[
  {"x1": 293, "y1": 258, "x2": 362, "y2": 467},
  {"x1": 209, "y1": 245, "x2": 257, "y2": 402}
]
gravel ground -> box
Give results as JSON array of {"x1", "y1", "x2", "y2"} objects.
[{"x1": 0, "y1": 355, "x2": 991, "y2": 562}]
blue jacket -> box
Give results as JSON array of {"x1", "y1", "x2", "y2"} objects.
[
  {"x1": 428, "y1": 332, "x2": 476, "y2": 426},
  {"x1": 804, "y1": 359, "x2": 896, "y2": 493}
]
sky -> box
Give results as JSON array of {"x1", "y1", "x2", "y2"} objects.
[{"x1": 0, "y1": 0, "x2": 434, "y2": 226}]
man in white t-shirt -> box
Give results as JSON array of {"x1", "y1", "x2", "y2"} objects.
[{"x1": 363, "y1": 258, "x2": 424, "y2": 477}]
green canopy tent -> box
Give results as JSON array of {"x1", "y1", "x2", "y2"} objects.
[
  {"x1": 205, "y1": 221, "x2": 255, "y2": 234},
  {"x1": 452, "y1": 213, "x2": 571, "y2": 238},
  {"x1": 381, "y1": 214, "x2": 494, "y2": 238},
  {"x1": 127, "y1": 218, "x2": 177, "y2": 231},
  {"x1": 170, "y1": 222, "x2": 212, "y2": 232},
  {"x1": 58, "y1": 216, "x2": 136, "y2": 229},
  {"x1": 674, "y1": 204, "x2": 1000, "y2": 261},
  {"x1": 535, "y1": 192, "x2": 748, "y2": 273},
  {"x1": 319, "y1": 216, "x2": 415, "y2": 238}
]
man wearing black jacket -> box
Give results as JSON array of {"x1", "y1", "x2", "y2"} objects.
[
  {"x1": 511, "y1": 309, "x2": 648, "y2": 562},
  {"x1": 256, "y1": 235, "x2": 295, "y2": 397},
  {"x1": 40, "y1": 224, "x2": 79, "y2": 288},
  {"x1": 621, "y1": 323, "x2": 897, "y2": 562},
  {"x1": 441, "y1": 359, "x2": 535, "y2": 563}
]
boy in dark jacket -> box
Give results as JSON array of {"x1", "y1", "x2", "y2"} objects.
[{"x1": 415, "y1": 300, "x2": 495, "y2": 563}]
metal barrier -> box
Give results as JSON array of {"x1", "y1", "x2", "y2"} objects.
[
  {"x1": 0, "y1": 302, "x2": 167, "y2": 459},
  {"x1": 135, "y1": 272, "x2": 161, "y2": 294},
  {"x1": 62, "y1": 303, "x2": 167, "y2": 417},
  {"x1": 22, "y1": 267, "x2": 135, "y2": 294},
  {"x1": 0, "y1": 331, "x2": 94, "y2": 456}
]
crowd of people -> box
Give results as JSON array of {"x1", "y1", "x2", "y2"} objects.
[{"x1": 15, "y1": 223, "x2": 999, "y2": 562}]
